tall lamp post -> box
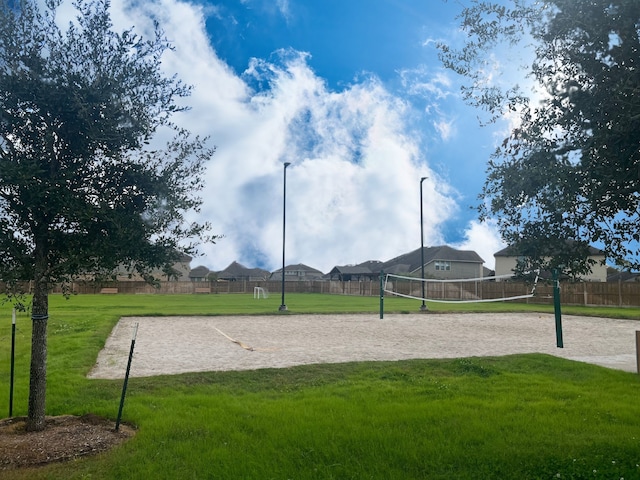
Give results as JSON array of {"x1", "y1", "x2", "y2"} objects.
[
  {"x1": 420, "y1": 177, "x2": 428, "y2": 312},
  {"x1": 279, "y1": 162, "x2": 291, "y2": 311}
]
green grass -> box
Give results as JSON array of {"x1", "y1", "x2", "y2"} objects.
[
  {"x1": 11, "y1": 291, "x2": 639, "y2": 317},
  {"x1": 1, "y1": 293, "x2": 640, "y2": 479}
]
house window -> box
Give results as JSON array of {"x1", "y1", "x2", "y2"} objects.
[{"x1": 435, "y1": 261, "x2": 451, "y2": 271}]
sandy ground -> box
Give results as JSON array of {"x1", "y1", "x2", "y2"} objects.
[{"x1": 87, "y1": 313, "x2": 640, "y2": 379}]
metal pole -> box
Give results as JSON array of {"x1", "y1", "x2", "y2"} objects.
[
  {"x1": 116, "y1": 322, "x2": 138, "y2": 431},
  {"x1": 279, "y1": 162, "x2": 291, "y2": 311},
  {"x1": 553, "y1": 269, "x2": 563, "y2": 348},
  {"x1": 9, "y1": 309, "x2": 15, "y2": 417},
  {"x1": 420, "y1": 177, "x2": 428, "y2": 311}
]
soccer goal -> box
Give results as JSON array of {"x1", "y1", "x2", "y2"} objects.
[
  {"x1": 382, "y1": 271, "x2": 540, "y2": 305},
  {"x1": 253, "y1": 286, "x2": 269, "y2": 299}
]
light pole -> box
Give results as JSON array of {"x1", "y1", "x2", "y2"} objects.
[
  {"x1": 279, "y1": 162, "x2": 291, "y2": 311},
  {"x1": 420, "y1": 177, "x2": 428, "y2": 312}
]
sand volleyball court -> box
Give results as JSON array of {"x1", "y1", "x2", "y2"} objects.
[{"x1": 88, "y1": 313, "x2": 640, "y2": 379}]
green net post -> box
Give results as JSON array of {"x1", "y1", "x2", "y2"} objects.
[
  {"x1": 379, "y1": 271, "x2": 384, "y2": 319},
  {"x1": 9, "y1": 309, "x2": 15, "y2": 417}
]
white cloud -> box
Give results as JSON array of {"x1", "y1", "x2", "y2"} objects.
[
  {"x1": 400, "y1": 66, "x2": 453, "y2": 101},
  {"x1": 276, "y1": 0, "x2": 292, "y2": 22},
  {"x1": 433, "y1": 118, "x2": 455, "y2": 142},
  {"x1": 104, "y1": 0, "x2": 480, "y2": 273},
  {"x1": 421, "y1": 37, "x2": 439, "y2": 48},
  {"x1": 453, "y1": 220, "x2": 505, "y2": 271}
]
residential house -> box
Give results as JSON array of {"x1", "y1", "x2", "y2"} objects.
[
  {"x1": 217, "y1": 261, "x2": 270, "y2": 282},
  {"x1": 606, "y1": 267, "x2": 640, "y2": 283},
  {"x1": 113, "y1": 253, "x2": 192, "y2": 281},
  {"x1": 358, "y1": 260, "x2": 384, "y2": 275},
  {"x1": 327, "y1": 264, "x2": 379, "y2": 281},
  {"x1": 270, "y1": 263, "x2": 324, "y2": 281},
  {"x1": 380, "y1": 246, "x2": 485, "y2": 280},
  {"x1": 494, "y1": 244, "x2": 607, "y2": 282},
  {"x1": 188, "y1": 265, "x2": 210, "y2": 282}
]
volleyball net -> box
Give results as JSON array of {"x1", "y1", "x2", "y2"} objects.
[{"x1": 382, "y1": 271, "x2": 541, "y2": 304}]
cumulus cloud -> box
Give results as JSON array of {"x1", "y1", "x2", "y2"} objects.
[
  {"x1": 453, "y1": 220, "x2": 505, "y2": 271},
  {"x1": 99, "y1": 0, "x2": 493, "y2": 273}
]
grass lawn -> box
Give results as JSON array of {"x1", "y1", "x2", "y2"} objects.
[{"x1": 0, "y1": 293, "x2": 639, "y2": 479}]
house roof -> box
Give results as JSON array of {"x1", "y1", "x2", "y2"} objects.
[
  {"x1": 272, "y1": 263, "x2": 324, "y2": 275},
  {"x1": 328, "y1": 260, "x2": 384, "y2": 275},
  {"x1": 329, "y1": 265, "x2": 373, "y2": 275},
  {"x1": 380, "y1": 246, "x2": 484, "y2": 274},
  {"x1": 494, "y1": 242, "x2": 605, "y2": 257},
  {"x1": 607, "y1": 268, "x2": 640, "y2": 282},
  {"x1": 356, "y1": 260, "x2": 383, "y2": 272},
  {"x1": 217, "y1": 261, "x2": 269, "y2": 279},
  {"x1": 189, "y1": 265, "x2": 210, "y2": 278},
  {"x1": 218, "y1": 261, "x2": 249, "y2": 276}
]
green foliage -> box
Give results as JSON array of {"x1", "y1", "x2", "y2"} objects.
[
  {"x1": 0, "y1": 0, "x2": 215, "y2": 428},
  {"x1": 0, "y1": 0, "x2": 214, "y2": 287},
  {"x1": 439, "y1": 0, "x2": 640, "y2": 274}
]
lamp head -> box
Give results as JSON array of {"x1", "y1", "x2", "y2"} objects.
[{"x1": 284, "y1": 162, "x2": 291, "y2": 168}]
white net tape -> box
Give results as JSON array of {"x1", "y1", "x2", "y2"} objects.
[{"x1": 383, "y1": 271, "x2": 540, "y2": 304}]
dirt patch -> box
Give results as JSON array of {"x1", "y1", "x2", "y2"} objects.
[{"x1": 0, "y1": 415, "x2": 135, "y2": 471}]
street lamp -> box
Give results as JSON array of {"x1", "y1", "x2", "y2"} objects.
[
  {"x1": 279, "y1": 162, "x2": 291, "y2": 311},
  {"x1": 420, "y1": 177, "x2": 428, "y2": 312}
]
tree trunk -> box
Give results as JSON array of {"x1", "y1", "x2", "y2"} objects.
[{"x1": 26, "y1": 246, "x2": 49, "y2": 432}]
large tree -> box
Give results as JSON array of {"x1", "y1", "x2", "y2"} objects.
[
  {"x1": 439, "y1": 0, "x2": 640, "y2": 275},
  {"x1": 0, "y1": 0, "x2": 214, "y2": 431}
]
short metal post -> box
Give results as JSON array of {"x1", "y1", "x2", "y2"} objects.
[
  {"x1": 553, "y1": 269, "x2": 563, "y2": 348},
  {"x1": 116, "y1": 323, "x2": 138, "y2": 431}
]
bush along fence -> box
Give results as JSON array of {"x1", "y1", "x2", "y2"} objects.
[{"x1": 34, "y1": 278, "x2": 640, "y2": 307}]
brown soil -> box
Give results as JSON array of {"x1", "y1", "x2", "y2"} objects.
[{"x1": 0, "y1": 414, "x2": 135, "y2": 471}]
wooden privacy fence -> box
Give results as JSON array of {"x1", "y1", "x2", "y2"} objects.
[
  {"x1": 39, "y1": 278, "x2": 640, "y2": 307},
  {"x1": 382, "y1": 278, "x2": 640, "y2": 307},
  {"x1": 52, "y1": 280, "x2": 377, "y2": 296}
]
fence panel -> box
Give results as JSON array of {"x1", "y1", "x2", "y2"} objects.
[{"x1": 7, "y1": 278, "x2": 638, "y2": 307}]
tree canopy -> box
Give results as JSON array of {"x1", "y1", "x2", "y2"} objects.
[
  {"x1": 439, "y1": 0, "x2": 640, "y2": 275},
  {"x1": 0, "y1": 0, "x2": 214, "y2": 430}
]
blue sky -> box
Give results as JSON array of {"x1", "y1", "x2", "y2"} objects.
[
  {"x1": 105, "y1": 0, "x2": 511, "y2": 272},
  {"x1": 207, "y1": 1, "x2": 448, "y2": 88}
]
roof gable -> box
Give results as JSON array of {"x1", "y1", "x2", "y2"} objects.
[
  {"x1": 217, "y1": 261, "x2": 269, "y2": 279},
  {"x1": 217, "y1": 261, "x2": 249, "y2": 276},
  {"x1": 189, "y1": 265, "x2": 210, "y2": 278}
]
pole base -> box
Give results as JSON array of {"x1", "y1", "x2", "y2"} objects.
[
  {"x1": 419, "y1": 304, "x2": 428, "y2": 312},
  {"x1": 278, "y1": 305, "x2": 288, "y2": 311}
]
